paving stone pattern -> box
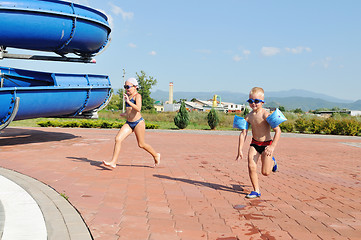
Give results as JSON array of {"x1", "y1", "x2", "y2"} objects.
[{"x1": 0, "y1": 127, "x2": 360, "y2": 240}]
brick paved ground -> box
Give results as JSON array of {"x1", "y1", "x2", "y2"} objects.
[{"x1": 0, "y1": 127, "x2": 360, "y2": 240}]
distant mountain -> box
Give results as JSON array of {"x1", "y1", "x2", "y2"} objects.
[
  {"x1": 267, "y1": 89, "x2": 354, "y2": 104},
  {"x1": 264, "y1": 97, "x2": 361, "y2": 111},
  {"x1": 150, "y1": 89, "x2": 361, "y2": 111},
  {"x1": 151, "y1": 90, "x2": 247, "y2": 103}
]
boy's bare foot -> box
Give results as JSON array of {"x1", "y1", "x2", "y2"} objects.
[
  {"x1": 154, "y1": 153, "x2": 161, "y2": 167},
  {"x1": 102, "y1": 160, "x2": 116, "y2": 168}
]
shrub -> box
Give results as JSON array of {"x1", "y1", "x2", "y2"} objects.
[
  {"x1": 309, "y1": 118, "x2": 323, "y2": 134},
  {"x1": 37, "y1": 120, "x2": 52, "y2": 127},
  {"x1": 280, "y1": 121, "x2": 294, "y2": 132},
  {"x1": 37, "y1": 119, "x2": 159, "y2": 130},
  {"x1": 112, "y1": 122, "x2": 124, "y2": 129},
  {"x1": 293, "y1": 108, "x2": 304, "y2": 114},
  {"x1": 99, "y1": 120, "x2": 113, "y2": 128},
  {"x1": 322, "y1": 118, "x2": 337, "y2": 135},
  {"x1": 294, "y1": 117, "x2": 310, "y2": 133},
  {"x1": 207, "y1": 108, "x2": 219, "y2": 130},
  {"x1": 145, "y1": 123, "x2": 159, "y2": 129},
  {"x1": 37, "y1": 120, "x2": 62, "y2": 127},
  {"x1": 80, "y1": 120, "x2": 95, "y2": 128},
  {"x1": 62, "y1": 121, "x2": 81, "y2": 128},
  {"x1": 174, "y1": 101, "x2": 189, "y2": 129},
  {"x1": 336, "y1": 119, "x2": 360, "y2": 136}
]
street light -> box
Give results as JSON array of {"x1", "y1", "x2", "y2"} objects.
[{"x1": 122, "y1": 69, "x2": 125, "y2": 113}]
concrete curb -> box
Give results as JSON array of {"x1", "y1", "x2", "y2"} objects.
[{"x1": 0, "y1": 167, "x2": 92, "y2": 240}]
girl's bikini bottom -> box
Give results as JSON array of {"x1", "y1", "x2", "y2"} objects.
[{"x1": 126, "y1": 117, "x2": 144, "y2": 130}]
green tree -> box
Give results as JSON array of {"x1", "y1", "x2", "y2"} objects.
[
  {"x1": 242, "y1": 107, "x2": 250, "y2": 117},
  {"x1": 293, "y1": 108, "x2": 303, "y2": 114},
  {"x1": 118, "y1": 89, "x2": 125, "y2": 111},
  {"x1": 279, "y1": 106, "x2": 286, "y2": 112},
  {"x1": 207, "y1": 108, "x2": 219, "y2": 130},
  {"x1": 105, "y1": 89, "x2": 121, "y2": 110},
  {"x1": 136, "y1": 71, "x2": 157, "y2": 110},
  {"x1": 174, "y1": 101, "x2": 189, "y2": 129}
]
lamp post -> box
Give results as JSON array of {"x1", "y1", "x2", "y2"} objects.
[{"x1": 122, "y1": 69, "x2": 125, "y2": 113}]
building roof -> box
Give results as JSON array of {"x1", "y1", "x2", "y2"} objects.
[{"x1": 184, "y1": 101, "x2": 203, "y2": 110}]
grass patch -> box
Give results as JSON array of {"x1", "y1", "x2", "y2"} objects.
[
  {"x1": 60, "y1": 192, "x2": 69, "y2": 200},
  {"x1": 8, "y1": 110, "x2": 361, "y2": 136}
]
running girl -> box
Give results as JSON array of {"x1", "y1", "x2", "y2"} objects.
[{"x1": 103, "y1": 78, "x2": 160, "y2": 168}]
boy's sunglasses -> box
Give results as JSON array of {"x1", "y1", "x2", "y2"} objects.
[
  {"x1": 247, "y1": 98, "x2": 264, "y2": 104},
  {"x1": 124, "y1": 85, "x2": 134, "y2": 89}
]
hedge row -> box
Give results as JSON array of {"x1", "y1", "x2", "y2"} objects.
[
  {"x1": 37, "y1": 120, "x2": 159, "y2": 129},
  {"x1": 279, "y1": 117, "x2": 361, "y2": 136}
]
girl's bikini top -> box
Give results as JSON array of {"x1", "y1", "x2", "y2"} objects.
[{"x1": 125, "y1": 94, "x2": 137, "y2": 107}]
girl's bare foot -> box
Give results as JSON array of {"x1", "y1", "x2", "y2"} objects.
[
  {"x1": 154, "y1": 153, "x2": 161, "y2": 167},
  {"x1": 102, "y1": 160, "x2": 116, "y2": 168}
]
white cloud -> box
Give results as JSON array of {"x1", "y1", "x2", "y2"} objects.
[
  {"x1": 311, "y1": 57, "x2": 332, "y2": 69},
  {"x1": 109, "y1": 2, "x2": 134, "y2": 20},
  {"x1": 149, "y1": 51, "x2": 157, "y2": 56},
  {"x1": 261, "y1": 47, "x2": 280, "y2": 56},
  {"x1": 233, "y1": 55, "x2": 242, "y2": 62},
  {"x1": 243, "y1": 50, "x2": 251, "y2": 56},
  {"x1": 128, "y1": 43, "x2": 137, "y2": 48},
  {"x1": 285, "y1": 46, "x2": 312, "y2": 54}
]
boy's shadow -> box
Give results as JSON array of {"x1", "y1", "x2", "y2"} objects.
[
  {"x1": 153, "y1": 174, "x2": 247, "y2": 194},
  {"x1": 67, "y1": 157, "x2": 154, "y2": 170}
]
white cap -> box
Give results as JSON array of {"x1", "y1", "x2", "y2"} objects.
[{"x1": 126, "y1": 77, "x2": 138, "y2": 86}]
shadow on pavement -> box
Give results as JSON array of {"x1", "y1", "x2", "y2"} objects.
[
  {"x1": 67, "y1": 157, "x2": 112, "y2": 171},
  {"x1": 67, "y1": 157, "x2": 154, "y2": 170},
  {"x1": 154, "y1": 174, "x2": 247, "y2": 194},
  {"x1": 0, "y1": 127, "x2": 78, "y2": 146}
]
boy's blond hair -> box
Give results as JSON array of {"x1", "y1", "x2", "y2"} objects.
[{"x1": 250, "y1": 87, "x2": 264, "y2": 98}]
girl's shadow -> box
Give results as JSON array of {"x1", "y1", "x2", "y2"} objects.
[{"x1": 67, "y1": 157, "x2": 154, "y2": 170}]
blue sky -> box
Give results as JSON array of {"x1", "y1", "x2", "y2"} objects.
[{"x1": 2, "y1": 0, "x2": 361, "y2": 101}]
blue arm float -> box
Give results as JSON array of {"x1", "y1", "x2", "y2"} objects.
[
  {"x1": 233, "y1": 115, "x2": 249, "y2": 130},
  {"x1": 266, "y1": 108, "x2": 287, "y2": 128}
]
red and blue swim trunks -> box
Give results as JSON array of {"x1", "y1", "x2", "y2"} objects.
[{"x1": 250, "y1": 138, "x2": 273, "y2": 154}]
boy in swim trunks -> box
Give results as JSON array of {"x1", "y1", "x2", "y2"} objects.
[
  {"x1": 235, "y1": 87, "x2": 281, "y2": 198},
  {"x1": 103, "y1": 77, "x2": 160, "y2": 168}
]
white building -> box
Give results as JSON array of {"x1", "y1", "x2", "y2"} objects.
[
  {"x1": 181, "y1": 99, "x2": 244, "y2": 112},
  {"x1": 222, "y1": 101, "x2": 245, "y2": 113},
  {"x1": 163, "y1": 103, "x2": 180, "y2": 112},
  {"x1": 161, "y1": 82, "x2": 245, "y2": 113},
  {"x1": 350, "y1": 110, "x2": 361, "y2": 116}
]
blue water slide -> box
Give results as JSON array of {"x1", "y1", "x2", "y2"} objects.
[
  {"x1": 0, "y1": 0, "x2": 111, "y2": 57},
  {"x1": 0, "y1": 66, "x2": 112, "y2": 130},
  {"x1": 0, "y1": 1, "x2": 113, "y2": 130}
]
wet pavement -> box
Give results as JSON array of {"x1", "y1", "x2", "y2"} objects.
[{"x1": 0, "y1": 127, "x2": 360, "y2": 240}]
